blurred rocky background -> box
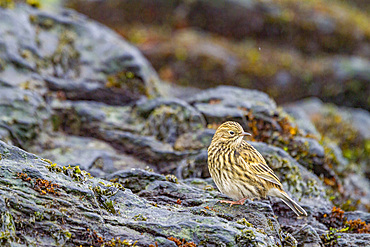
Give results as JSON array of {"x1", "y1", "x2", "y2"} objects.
[
  {"x1": 0, "y1": 0, "x2": 369, "y2": 246},
  {"x1": 67, "y1": 0, "x2": 370, "y2": 110}
]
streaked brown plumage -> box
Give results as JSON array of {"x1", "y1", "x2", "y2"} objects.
[{"x1": 208, "y1": 121, "x2": 307, "y2": 216}]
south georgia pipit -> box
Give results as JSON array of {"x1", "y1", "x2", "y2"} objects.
[{"x1": 208, "y1": 121, "x2": 307, "y2": 216}]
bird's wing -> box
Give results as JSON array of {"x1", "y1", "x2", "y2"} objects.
[{"x1": 237, "y1": 142, "x2": 282, "y2": 187}]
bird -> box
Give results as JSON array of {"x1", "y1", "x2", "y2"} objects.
[{"x1": 207, "y1": 121, "x2": 307, "y2": 216}]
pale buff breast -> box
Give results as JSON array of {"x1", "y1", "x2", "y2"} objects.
[{"x1": 208, "y1": 148, "x2": 260, "y2": 200}]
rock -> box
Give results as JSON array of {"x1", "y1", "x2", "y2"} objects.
[
  {"x1": 50, "y1": 98, "x2": 206, "y2": 171},
  {"x1": 187, "y1": 85, "x2": 278, "y2": 128},
  {"x1": 68, "y1": 0, "x2": 370, "y2": 110},
  {"x1": 286, "y1": 225, "x2": 322, "y2": 247},
  {"x1": 0, "y1": 87, "x2": 50, "y2": 148},
  {"x1": 176, "y1": 149, "x2": 210, "y2": 179},
  {"x1": 284, "y1": 105, "x2": 321, "y2": 137},
  {"x1": 188, "y1": 86, "x2": 277, "y2": 114},
  {"x1": 50, "y1": 99, "x2": 184, "y2": 164},
  {"x1": 333, "y1": 57, "x2": 370, "y2": 83},
  {"x1": 29, "y1": 134, "x2": 153, "y2": 178},
  {"x1": 288, "y1": 97, "x2": 370, "y2": 141},
  {"x1": 135, "y1": 97, "x2": 206, "y2": 144},
  {"x1": 285, "y1": 98, "x2": 370, "y2": 210},
  {"x1": 101, "y1": 130, "x2": 193, "y2": 165},
  {"x1": 345, "y1": 211, "x2": 370, "y2": 224},
  {"x1": 192, "y1": 103, "x2": 247, "y2": 125},
  {"x1": 336, "y1": 233, "x2": 370, "y2": 247},
  {"x1": 343, "y1": 174, "x2": 370, "y2": 212},
  {"x1": 187, "y1": 87, "x2": 338, "y2": 181},
  {"x1": 346, "y1": 108, "x2": 370, "y2": 140},
  {"x1": 106, "y1": 168, "x2": 291, "y2": 246},
  {"x1": 0, "y1": 3, "x2": 369, "y2": 246},
  {"x1": 50, "y1": 99, "x2": 139, "y2": 135},
  {"x1": 1, "y1": 140, "x2": 294, "y2": 246},
  {"x1": 0, "y1": 4, "x2": 163, "y2": 105},
  {"x1": 68, "y1": 0, "x2": 370, "y2": 54},
  {"x1": 174, "y1": 129, "x2": 215, "y2": 152}
]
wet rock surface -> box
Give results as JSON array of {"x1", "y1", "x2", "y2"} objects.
[{"x1": 0, "y1": 3, "x2": 369, "y2": 247}]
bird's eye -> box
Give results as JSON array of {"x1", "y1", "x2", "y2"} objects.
[{"x1": 229, "y1": 131, "x2": 235, "y2": 135}]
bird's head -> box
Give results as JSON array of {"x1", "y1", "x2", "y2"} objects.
[{"x1": 212, "y1": 121, "x2": 251, "y2": 146}]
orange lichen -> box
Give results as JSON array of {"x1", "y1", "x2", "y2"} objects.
[
  {"x1": 204, "y1": 206, "x2": 219, "y2": 213},
  {"x1": 88, "y1": 229, "x2": 105, "y2": 245},
  {"x1": 167, "y1": 237, "x2": 197, "y2": 247},
  {"x1": 17, "y1": 172, "x2": 32, "y2": 182},
  {"x1": 34, "y1": 178, "x2": 60, "y2": 195},
  {"x1": 324, "y1": 177, "x2": 336, "y2": 186},
  {"x1": 83, "y1": 228, "x2": 138, "y2": 246},
  {"x1": 209, "y1": 99, "x2": 221, "y2": 104},
  {"x1": 321, "y1": 206, "x2": 369, "y2": 234},
  {"x1": 176, "y1": 198, "x2": 182, "y2": 205},
  {"x1": 345, "y1": 219, "x2": 370, "y2": 234},
  {"x1": 149, "y1": 242, "x2": 158, "y2": 247},
  {"x1": 17, "y1": 173, "x2": 60, "y2": 195},
  {"x1": 331, "y1": 206, "x2": 345, "y2": 221},
  {"x1": 278, "y1": 117, "x2": 299, "y2": 136}
]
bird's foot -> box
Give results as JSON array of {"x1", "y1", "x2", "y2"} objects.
[{"x1": 219, "y1": 198, "x2": 248, "y2": 207}]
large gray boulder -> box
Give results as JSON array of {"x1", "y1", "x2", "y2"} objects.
[
  {"x1": 0, "y1": 140, "x2": 295, "y2": 246},
  {"x1": 0, "y1": 4, "x2": 162, "y2": 105}
]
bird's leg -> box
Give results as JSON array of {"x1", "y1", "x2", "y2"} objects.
[{"x1": 219, "y1": 198, "x2": 248, "y2": 207}]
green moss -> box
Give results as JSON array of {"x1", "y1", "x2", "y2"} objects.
[
  {"x1": 236, "y1": 218, "x2": 253, "y2": 228},
  {"x1": 34, "y1": 211, "x2": 44, "y2": 221},
  {"x1": 99, "y1": 181, "x2": 125, "y2": 190},
  {"x1": 92, "y1": 184, "x2": 118, "y2": 197},
  {"x1": 63, "y1": 229, "x2": 72, "y2": 239},
  {"x1": 133, "y1": 213, "x2": 147, "y2": 221},
  {"x1": 46, "y1": 162, "x2": 62, "y2": 173},
  {"x1": 62, "y1": 165, "x2": 91, "y2": 182},
  {"x1": 92, "y1": 182, "x2": 126, "y2": 214},
  {"x1": 305, "y1": 178, "x2": 321, "y2": 197},
  {"x1": 104, "y1": 200, "x2": 117, "y2": 214},
  {"x1": 106, "y1": 238, "x2": 138, "y2": 246},
  {"x1": 235, "y1": 229, "x2": 257, "y2": 246},
  {"x1": 0, "y1": 58, "x2": 6, "y2": 72},
  {"x1": 0, "y1": 0, "x2": 14, "y2": 8},
  {"x1": 106, "y1": 70, "x2": 147, "y2": 95},
  {"x1": 26, "y1": 0, "x2": 41, "y2": 8},
  {"x1": 313, "y1": 108, "x2": 367, "y2": 172},
  {"x1": 321, "y1": 227, "x2": 348, "y2": 246},
  {"x1": 0, "y1": 212, "x2": 17, "y2": 244},
  {"x1": 281, "y1": 231, "x2": 297, "y2": 246},
  {"x1": 50, "y1": 29, "x2": 81, "y2": 77},
  {"x1": 45, "y1": 161, "x2": 92, "y2": 183},
  {"x1": 165, "y1": 174, "x2": 178, "y2": 184},
  {"x1": 203, "y1": 185, "x2": 216, "y2": 191},
  {"x1": 264, "y1": 154, "x2": 305, "y2": 197}
]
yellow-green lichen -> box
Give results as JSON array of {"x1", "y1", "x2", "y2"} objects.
[
  {"x1": 165, "y1": 174, "x2": 178, "y2": 184},
  {"x1": 133, "y1": 213, "x2": 147, "y2": 221},
  {"x1": 0, "y1": 0, "x2": 14, "y2": 8},
  {"x1": 235, "y1": 228, "x2": 257, "y2": 245},
  {"x1": 236, "y1": 218, "x2": 253, "y2": 228}
]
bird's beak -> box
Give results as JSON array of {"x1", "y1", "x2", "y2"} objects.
[{"x1": 239, "y1": 132, "x2": 252, "y2": 137}]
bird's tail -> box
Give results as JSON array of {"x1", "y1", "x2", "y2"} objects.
[{"x1": 277, "y1": 191, "x2": 307, "y2": 216}]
